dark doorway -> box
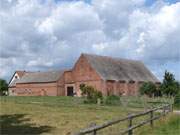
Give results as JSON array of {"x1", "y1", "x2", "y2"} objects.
[{"x1": 67, "y1": 86, "x2": 74, "y2": 96}]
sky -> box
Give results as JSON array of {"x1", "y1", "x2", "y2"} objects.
[{"x1": 0, "y1": 0, "x2": 180, "y2": 82}]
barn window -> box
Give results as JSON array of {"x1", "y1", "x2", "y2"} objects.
[
  {"x1": 129, "y1": 80, "x2": 135, "y2": 83},
  {"x1": 119, "y1": 80, "x2": 126, "y2": 83}
]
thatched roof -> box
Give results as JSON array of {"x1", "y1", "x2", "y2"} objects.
[
  {"x1": 16, "y1": 70, "x2": 64, "y2": 84},
  {"x1": 83, "y1": 53, "x2": 159, "y2": 82}
]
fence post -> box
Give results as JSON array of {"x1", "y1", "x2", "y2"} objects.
[
  {"x1": 167, "y1": 105, "x2": 170, "y2": 113},
  {"x1": 171, "y1": 104, "x2": 173, "y2": 112},
  {"x1": 150, "y1": 110, "x2": 153, "y2": 127},
  {"x1": 93, "y1": 130, "x2": 96, "y2": 135},
  {"x1": 128, "y1": 115, "x2": 133, "y2": 135},
  {"x1": 163, "y1": 105, "x2": 166, "y2": 116},
  {"x1": 89, "y1": 123, "x2": 96, "y2": 135}
]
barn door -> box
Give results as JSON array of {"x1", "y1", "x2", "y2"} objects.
[{"x1": 67, "y1": 86, "x2": 74, "y2": 96}]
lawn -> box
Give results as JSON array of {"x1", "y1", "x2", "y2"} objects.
[{"x1": 0, "y1": 96, "x2": 176, "y2": 135}]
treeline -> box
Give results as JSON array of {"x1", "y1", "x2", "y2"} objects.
[{"x1": 140, "y1": 71, "x2": 180, "y2": 97}]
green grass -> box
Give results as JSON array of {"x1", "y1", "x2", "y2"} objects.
[
  {"x1": 137, "y1": 114, "x2": 180, "y2": 135},
  {"x1": 0, "y1": 96, "x2": 141, "y2": 135},
  {"x1": 0, "y1": 96, "x2": 176, "y2": 135}
]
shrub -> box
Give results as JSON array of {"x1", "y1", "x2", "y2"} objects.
[
  {"x1": 105, "y1": 95, "x2": 120, "y2": 105},
  {"x1": 174, "y1": 92, "x2": 180, "y2": 108},
  {"x1": 139, "y1": 82, "x2": 157, "y2": 97},
  {"x1": 80, "y1": 84, "x2": 103, "y2": 104}
]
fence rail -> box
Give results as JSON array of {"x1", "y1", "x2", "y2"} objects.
[{"x1": 75, "y1": 104, "x2": 173, "y2": 135}]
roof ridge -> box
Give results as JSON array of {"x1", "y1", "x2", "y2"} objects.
[{"x1": 82, "y1": 53, "x2": 141, "y2": 62}]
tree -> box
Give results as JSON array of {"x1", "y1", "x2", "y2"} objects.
[
  {"x1": 0, "y1": 79, "x2": 8, "y2": 96},
  {"x1": 139, "y1": 82, "x2": 157, "y2": 97},
  {"x1": 80, "y1": 84, "x2": 103, "y2": 104},
  {"x1": 160, "y1": 71, "x2": 180, "y2": 97}
]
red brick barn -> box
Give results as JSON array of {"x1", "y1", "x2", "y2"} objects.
[
  {"x1": 9, "y1": 71, "x2": 64, "y2": 96},
  {"x1": 63, "y1": 53, "x2": 160, "y2": 96},
  {"x1": 8, "y1": 53, "x2": 160, "y2": 96}
]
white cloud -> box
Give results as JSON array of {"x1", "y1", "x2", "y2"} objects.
[
  {"x1": 27, "y1": 58, "x2": 53, "y2": 67},
  {"x1": 0, "y1": 0, "x2": 180, "y2": 81},
  {"x1": 37, "y1": 1, "x2": 103, "y2": 38}
]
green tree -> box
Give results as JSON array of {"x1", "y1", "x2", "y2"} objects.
[
  {"x1": 160, "y1": 71, "x2": 180, "y2": 97},
  {"x1": 139, "y1": 82, "x2": 157, "y2": 97},
  {"x1": 80, "y1": 84, "x2": 103, "y2": 104},
  {"x1": 0, "y1": 79, "x2": 8, "y2": 96}
]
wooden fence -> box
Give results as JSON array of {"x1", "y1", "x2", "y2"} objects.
[{"x1": 75, "y1": 104, "x2": 173, "y2": 135}]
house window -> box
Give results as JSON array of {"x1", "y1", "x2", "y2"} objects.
[{"x1": 15, "y1": 76, "x2": 18, "y2": 79}]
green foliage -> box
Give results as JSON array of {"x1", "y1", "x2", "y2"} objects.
[
  {"x1": 174, "y1": 92, "x2": 180, "y2": 108},
  {"x1": 139, "y1": 82, "x2": 157, "y2": 97},
  {"x1": 160, "y1": 71, "x2": 180, "y2": 97},
  {"x1": 80, "y1": 84, "x2": 103, "y2": 104},
  {"x1": 0, "y1": 79, "x2": 8, "y2": 96},
  {"x1": 105, "y1": 95, "x2": 120, "y2": 105}
]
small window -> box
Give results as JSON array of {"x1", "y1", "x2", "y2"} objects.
[
  {"x1": 129, "y1": 80, "x2": 135, "y2": 83},
  {"x1": 15, "y1": 76, "x2": 18, "y2": 79}
]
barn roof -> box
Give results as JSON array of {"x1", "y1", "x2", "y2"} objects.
[
  {"x1": 83, "y1": 53, "x2": 159, "y2": 82},
  {"x1": 16, "y1": 71, "x2": 26, "y2": 77},
  {"x1": 9, "y1": 71, "x2": 28, "y2": 87},
  {"x1": 16, "y1": 70, "x2": 64, "y2": 84}
]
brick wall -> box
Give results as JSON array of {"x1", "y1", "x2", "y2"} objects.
[
  {"x1": 64, "y1": 55, "x2": 103, "y2": 96},
  {"x1": 14, "y1": 82, "x2": 58, "y2": 96}
]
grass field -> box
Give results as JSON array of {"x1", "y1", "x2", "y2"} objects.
[
  {"x1": 0, "y1": 96, "x2": 177, "y2": 135},
  {"x1": 137, "y1": 114, "x2": 180, "y2": 135}
]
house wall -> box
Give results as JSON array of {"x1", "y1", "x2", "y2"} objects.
[
  {"x1": 57, "y1": 75, "x2": 65, "y2": 96},
  {"x1": 9, "y1": 87, "x2": 17, "y2": 96},
  {"x1": 14, "y1": 82, "x2": 58, "y2": 96},
  {"x1": 9, "y1": 73, "x2": 20, "y2": 85}
]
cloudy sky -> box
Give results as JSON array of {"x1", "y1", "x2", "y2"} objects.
[{"x1": 0, "y1": 0, "x2": 180, "y2": 81}]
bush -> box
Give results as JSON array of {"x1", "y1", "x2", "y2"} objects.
[
  {"x1": 174, "y1": 92, "x2": 180, "y2": 108},
  {"x1": 80, "y1": 84, "x2": 103, "y2": 104},
  {"x1": 105, "y1": 95, "x2": 120, "y2": 105},
  {"x1": 139, "y1": 82, "x2": 157, "y2": 97}
]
